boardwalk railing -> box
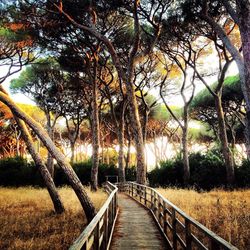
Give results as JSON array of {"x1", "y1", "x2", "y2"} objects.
[
  {"x1": 122, "y1": 182, "x2": 237, "y2": 250},
  {"x1": 69, "y1": 182, "x2": 118, "y2": 250}
]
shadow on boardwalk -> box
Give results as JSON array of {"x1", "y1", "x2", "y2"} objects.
[{"x1": 111, "y1": 193, "x2": 168, "y2": 250}]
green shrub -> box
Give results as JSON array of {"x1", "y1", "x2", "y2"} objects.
[
  {"x1": 1, "y1": 154, "x2": 250, "y2": 189},
  {"x1": 148, "y1": 158, "x2": 183, "y2": 187},
  {"x1": 148, "y1": 151, "x2": 233, "y2": 190},
  {"x1": 189, "y1": 152, "x2": 227, "y2": 189},
  {"x1": 125, "y1": 166, "x2": 136, "y2": 181},
  {"x1": 0, "y1": 157, "x2": 42, "y2": 186},
  {"x1": 54, "y1": 161, "x2": 119, "y2": 186},
  {"x1": 235, "y1": 160, "x2": 250, "y2": 187}
]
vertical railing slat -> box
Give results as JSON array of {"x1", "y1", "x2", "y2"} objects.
[
  {"x1": 171, "y1": 208, "x2": 177, "y2": 250},
  {"x1": 185, "y1": 218, "x2": 192, "y2": 250}
]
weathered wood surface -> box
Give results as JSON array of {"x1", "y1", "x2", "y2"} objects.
[{"x1": 111, "y1": 193, "x2": 167, "y2": 250}]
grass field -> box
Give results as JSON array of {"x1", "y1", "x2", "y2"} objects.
[
  {"x1": 157, "y1": 188, "x2": 250, "y2": 249},
  {"x1": 1, "y1": 187, "x2": 249, "y2": 250},
  {"x1": 0, "y1": 187, "x2": 107, "y2": 250}
]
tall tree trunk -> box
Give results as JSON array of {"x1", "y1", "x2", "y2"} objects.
[
  {"x1": 91, "y1": 78, "x2": 100, "y2": 191},
  {"x1": 126, "y1": 79, "x2": 146, "y2": 184},
  {"x1": 0, "y1": 92, "x2": 96, "y2": 222},
  {"x1": 70, "y1": 141, "x2": 75, "y2": 163},
  {"x1": 15, "y1": 118, "x2": 65, "y2": 214},
  {"x1": 101, "y1": 138, "x2": 104, "y2": 164},
  {"x1": 142, "y1": 108, "x2": 149, "y2": 143},
  {"x1": 117, "y1": 117, "x2": 125, "y2": 182},
  {"x1": 238, "y1": 1, "x2": 250, "y2": 159},
  {"x1": 15, "y1": 129, "x2": 21, "y2": 156},
  {"x1": 215, "y1": 95, "x2": 235, "y2": 184},
  {"x1": 106, "y1": 148, "x2": 110, "y2": 165},
  {"x1": 125, "y1": 135, "x2": 131, "y2": 169},
  {"x1": 182, "y1": 108, "x2": 190, "y2": 184}
]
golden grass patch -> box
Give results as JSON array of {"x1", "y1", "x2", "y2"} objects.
[
  {"x1": 157, "y1": 188, "x2": 250, "y2": 249},
  {"x1": 0, "y1": 187, "x2": 107, "y2": 250}
]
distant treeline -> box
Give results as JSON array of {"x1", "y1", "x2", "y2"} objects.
[{"x1": 0, "y1": 153, "x2": 249, "y2": 190}]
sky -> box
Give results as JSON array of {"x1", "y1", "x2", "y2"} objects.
[{"x1": 1, "y1": 66, "x2": 35, "y2": 105}]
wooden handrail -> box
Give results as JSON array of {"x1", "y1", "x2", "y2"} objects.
[
  {"x1": 123, "y1": 182, "x2": 238, "y2": 250},
  {"x1": 69, "y1": 182, "x2": 118, "y2": 250}
]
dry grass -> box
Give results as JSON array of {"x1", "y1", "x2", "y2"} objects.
[
  {"x1": 0, "y1": 187, "x2": 107, "y2": 250},
  {"x1": 157, "y1": 188, "x2": 250, "y2": 249}
]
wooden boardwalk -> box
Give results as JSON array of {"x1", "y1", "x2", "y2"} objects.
[{"x1": 111, "y1": 193, "x2": 167, "y2": 250}]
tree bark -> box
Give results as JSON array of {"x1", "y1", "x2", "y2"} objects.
[
  {"x1": 127, "y1": 84, "x2": 146, "y2": 184},
  {"x1": 15, "y1": 118, "x2": 65, "y2": 214},
  {"x1": 237, "y1": 0, "x2": 250, "y2": 159},
  {"x1": 0, "y1": 91, "x2": 96, "y2": 222},
  {"x1": 125, "y1": 131, "x2": 131, "y2": 170},
  {"x1": 214, "y1": 95, "x2": 235, "y2": 184},
  {"x1": 91, "y1": 77, "x2": 100, "y2": 191},
  {"x1": 70, "y1": 142, "x2": 75, "y2": 163},
  {"x1": 45, "y1": 112, "x2": 55, "y2": 178},
  {"x1": 182, "y1": 106, "x2": 190, "y2": 184},
  {"x1": 117, "y1": 114, "x2": 125, "y2": 182},
  {"x1": 142, "y1": 108, "x2": 149, "y2": 143}
]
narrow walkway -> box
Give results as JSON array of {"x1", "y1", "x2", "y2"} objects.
[{"x1": 111, "y1": 193, "x2": 167, "y2": 250}]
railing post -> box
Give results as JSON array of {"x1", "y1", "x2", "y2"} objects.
[
  {"x1": 163, "y1": 201, "x2": 167, "y2": 234},
  {"x1": 94, "y1": 221, "x2": 100, "y2": 250},
  {"x1": 144, "y1": 186, "x2": 147, "y2": 206},
  {"x1": 153, "y1": 191, "x2": 156, "y2": 213},
  {"x1": 158, "y1": 194, "x2": 161, "y2": 221},
  {"x1": 111, "y1": 195, "x2": 114, "y2": 223},
  {"x1": 115, "y1": 191, "x2": 117, "y2": 214},
  {"x1": 132, "y1": 183, "x2": 134, "y2": 197},
  {"x1": 171, "y1": 208, "x2": 177, "y2": 250},
  {"x1": 150, "y1": 189, "x2": 153, "y2": 210},
  {"x1": 139, "y1": 185, "x2": 142, "y2": 202},
  {"x1": 185, "y1": 218, "x2": 192, "y2": 250},
  {"x1": 103, "y1": 209, "x2": 108, "y2": 250}
]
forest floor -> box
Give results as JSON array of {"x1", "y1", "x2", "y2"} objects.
[
  {"x1": 157, "y1": 188, "x2": 250, "y2": 249},
  {"x1": 0, "y1": 187, "x2": 107, "y2": 250}
]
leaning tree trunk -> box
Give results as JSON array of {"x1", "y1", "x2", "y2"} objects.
[
  {"x1": 91, "y1": 78, "x2": 100, "y2": 191},
  {"x1": 238, "y1": 1, "x2": 250, "y2": 159},
  {"x1": 15, "y1": 118, "x2": 65, "y2": 214},
  {"x1": 215, "y1": 95, "x2": 235, "y2": 184},
  {"x1": 45, "y1": 114, "x2": 55, "y2": 178},
  {"x1": 0, "y1": 92, "x2": 96, "y2": 222}
]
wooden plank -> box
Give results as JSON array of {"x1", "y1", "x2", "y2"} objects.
[{"x1": 110, "y1": 194, "x2": 168, "y2": 250}]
